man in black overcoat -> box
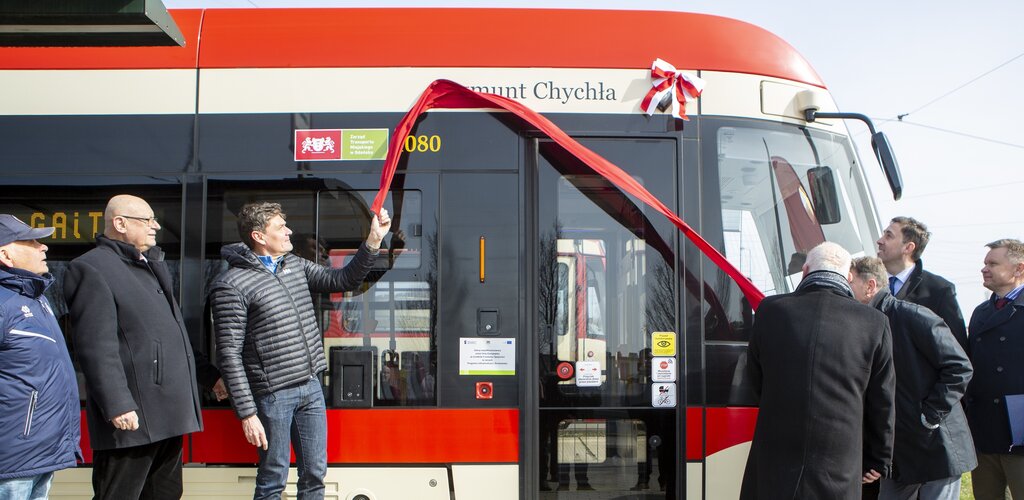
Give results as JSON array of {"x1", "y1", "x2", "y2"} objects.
[
  {"x1": 740, "y1": 242, "x2": 895, "y2": 500},
  {"x1": 877, "y1": 217, "x2": 967, "y2": 350},
  {"x1": 64, "y1": 195, "x2": 225, "y2": 499},
  {"x1": 851, "y1": 257, "x2": 975, "y2": 500},
  {"x1": 965, "y1": 239, "x2": 1024, "y2": 499}
]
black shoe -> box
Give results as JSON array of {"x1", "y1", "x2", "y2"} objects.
[{"x1": 577, "y1": 483, "x2": 595, "y2": 491}]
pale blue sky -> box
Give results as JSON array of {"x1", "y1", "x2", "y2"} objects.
[{"x1": 165, "y1": 0, "x2": 1024, "y2": 317}]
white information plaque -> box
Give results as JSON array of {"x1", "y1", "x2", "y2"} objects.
[{"x1": 459, "y1": 338, "x2": 515, "y2": 375}]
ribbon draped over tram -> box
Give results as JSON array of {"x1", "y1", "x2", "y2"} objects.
[
  {"x1": 371, "y1": 79, "x2": 764, "y2": 309},
  {"x1": 639, "y1": 58, "x2": 705, "y2": 121}
]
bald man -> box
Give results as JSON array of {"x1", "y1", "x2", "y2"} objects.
[{"x1": 64, "y1": 195, "x2": 218, "y2": 499}]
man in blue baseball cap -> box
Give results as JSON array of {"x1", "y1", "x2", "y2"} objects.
[
  {"x1": 0, "y1": 214, "x2": 81, "y2": 500},
  {"x1": 0, "y1": 215, "x2": 56, "y2": 251}
]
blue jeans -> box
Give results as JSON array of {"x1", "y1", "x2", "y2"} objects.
[
  {"x1": 254, "y1": 377, "x2": 327, "y2": 500},
  {"x1": 0, "y1": 472, "x2": 54, "y2": 500}
]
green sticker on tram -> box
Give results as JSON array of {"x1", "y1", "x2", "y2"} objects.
[{"x1": 342, "y1": 129, "x2": 389, "y2": 160}]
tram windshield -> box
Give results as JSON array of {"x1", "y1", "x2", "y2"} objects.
[{"x1": 714, "y1": 122, "x2": 877, "y2": 297}]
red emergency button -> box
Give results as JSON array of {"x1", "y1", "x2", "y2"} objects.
[
  {"x1": 475, "y1": 382, "x2": 493, "y2": 399},
  {"x1": 556, "y1": 362, "x2": 574, "y2": 380}
]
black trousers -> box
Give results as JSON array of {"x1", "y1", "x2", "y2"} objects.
[{"x1": 91, "y1": 436, "x2": 183, "y2": 500}]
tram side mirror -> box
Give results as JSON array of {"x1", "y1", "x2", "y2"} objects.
[
  {"x1": 806, "y1": 166, "x2": 841, "y2": 225},
  {"x1": 871, "y1": 132, "x2": 903, "y2": 200}
]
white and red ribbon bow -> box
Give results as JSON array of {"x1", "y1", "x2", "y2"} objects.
[{"x1": 640, "y1": 58, "x2": 705, "y2": 121}]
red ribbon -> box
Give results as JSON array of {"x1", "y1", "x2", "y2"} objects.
[{"x1": 372, "y1": 79, "x2": 764, "y2": 309}]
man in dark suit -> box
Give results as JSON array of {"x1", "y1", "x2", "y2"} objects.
[
  {"x1": 851, "y1": 257, "x2": 975, "y2": 500},
  {"x1": 740, "y1": 242, "x2": 895, "y2": 500},
  {"x1": 877, "y1": 216, "x2": 968, "y2": 350},
  {"x1": 965, "y1": 239, "x2": 1024, "y2": 499}
]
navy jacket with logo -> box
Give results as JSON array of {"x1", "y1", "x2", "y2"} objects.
[{"x1": 0, "y1": 267, "x2": 81, "y2": 480}]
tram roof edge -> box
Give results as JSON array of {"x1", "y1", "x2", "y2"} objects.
[{"x1": 0, "y1": 8, "x2": 825, "y2": 89}]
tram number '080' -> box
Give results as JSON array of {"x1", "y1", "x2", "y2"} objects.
[{"x1": 404, "y1": 135, "x2": 442, "y2": 153}]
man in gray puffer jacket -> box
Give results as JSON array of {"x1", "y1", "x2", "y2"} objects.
[{"x1": 211, "y1": 202, "x2": 389, "y2": 500}]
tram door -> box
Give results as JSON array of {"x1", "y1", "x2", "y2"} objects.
[{"x1": 534, "y1": 137, "x2": 682, "y2": 498}]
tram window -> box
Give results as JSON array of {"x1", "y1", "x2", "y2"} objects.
[
  {"x1": 704, "y1": 121, "x2": 880, "y2": 402},
  {"x1": 714, "y1": 124, "x2": 876, "y2": 298},
  {"x1": 708, "y1": 123, "x2": 878, "y2": 341},
  {"x1": 540, "y1": 152, "x2": 675, "y2": 407},
  {"x1": 0, "y1": 181, "x2": 183, "y2": 317},
  {"x1": 0, "y1": 179, "x2": 184, "y2": 404},
  {"x1": 330, "y1": 282, "x2": 431, "y2": 334},
  {"x1": 722, "y1": 208, "x2": 780, "y2": 295},
  {"x1": 204, "y1": 187, "x2": 316, "y2": 291},
  {"x1": 319, "y1": 190, "x2": 422, "y2": 270},
  {"x1": 539, "y1": 414, "x2": 676, "y2": 492},
  {"x1": 318, "y1": 189, "x2": 435, "y2": 407},
  {"x1": 553, "y1": 238, "x2": 612, "y2": 382}
]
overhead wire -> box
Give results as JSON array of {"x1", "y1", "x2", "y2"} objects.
[
  {"x1": 894, "y1": 120, "x2": 1024, "y2": 150},
  {"x1": 896, "y1": 50, "x2": 1024, "y2": 120},
  {"x1": 850, "y1": 51, "x2": 1024, "y2": 149}
]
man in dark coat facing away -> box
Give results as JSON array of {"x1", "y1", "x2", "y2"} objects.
[
  {"x1": 740, "y1": 242, "x2": 896, "y2": 500},
  {"x1": 851, "y1": 257, "x2": 975, "y2": 500},
  {"x1": 64, "y1": 195, "x2": 224, "y2": 499}
]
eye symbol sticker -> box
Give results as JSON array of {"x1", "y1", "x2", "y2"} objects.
[{"x1": 656, "y1": 340, "x2": 671, "y2": 348}]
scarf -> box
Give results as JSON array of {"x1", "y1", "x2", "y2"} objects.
[{"x1": 796, "y1": 270, "x2": 854, "y2": 298}]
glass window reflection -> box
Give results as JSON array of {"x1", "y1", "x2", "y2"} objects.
[{"x1": 537, "y1": 138, "x2": 678, "y2": 408}]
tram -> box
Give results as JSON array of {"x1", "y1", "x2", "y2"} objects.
[{"x1": 0, "y1": 7, "x2": 901, "y2": 499}]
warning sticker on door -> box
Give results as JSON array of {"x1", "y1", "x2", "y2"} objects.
[
  {"x1": 652, "y1": 383, "x2": 677, "y2": 408},
  {"x1": 651, "y1": 332, "x2": 676, "y2": 356},
  {"x1": 651, "y1": 357, "x2": 677, "y2": 382},
  {"x1": 575, "y1": 361, "x2": 601, "y2": 387}
]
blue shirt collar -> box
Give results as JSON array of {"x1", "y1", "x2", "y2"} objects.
[
  {"x1": 257, "y1": 255, "x2": 282, "y2": 274},
  {"x1": 1000, "y1": 283, "x2": 1024, "y2": 302}
]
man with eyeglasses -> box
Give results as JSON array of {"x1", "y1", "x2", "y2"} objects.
[{"x1": 64, "y1": 195, "x2": 222, "y2": 499}]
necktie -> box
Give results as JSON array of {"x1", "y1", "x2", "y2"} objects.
[
  {"x1": 888, "y1": 276, "x2": 898, "y2": 295},
  {"x1": 996, "y1": 297, "x2": 1010, "y2": 310}
]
